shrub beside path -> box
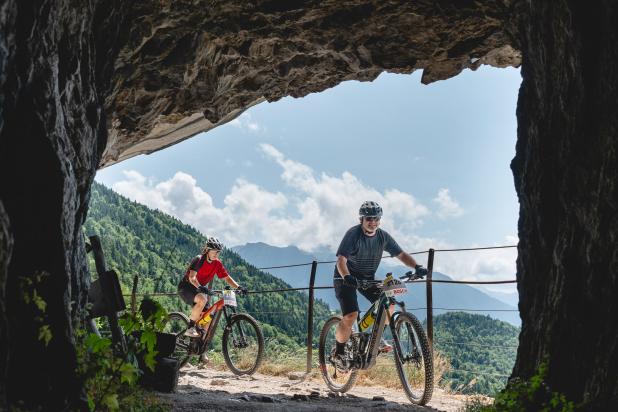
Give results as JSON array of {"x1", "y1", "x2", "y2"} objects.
[{"x1": 158, "y1": 364, "x2": 483, "y2": 411}]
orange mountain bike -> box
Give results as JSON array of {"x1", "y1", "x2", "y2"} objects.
[{"x1": 164, "y1": 288, "x2": 264, "y2": 375}]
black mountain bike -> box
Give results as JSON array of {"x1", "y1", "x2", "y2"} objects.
[
  {"x1": 164, "y1": 288, "x2": 264, "y2": 375},
  {"x1": 318, "y1": 272, "x2": 433, "y2": 405}
]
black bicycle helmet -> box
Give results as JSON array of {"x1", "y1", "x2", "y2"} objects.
[
  {"x1": 205, "y1": 236, "x2": 224, "y2": 251},
  {"x1": 359, "y1": 201, "x2": 383, "y2": 217}
]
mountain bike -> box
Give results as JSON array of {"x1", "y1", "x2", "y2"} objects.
[
  {"x1": 318, "y1": 272, "x2": 433, "y2": 405},
  {"x1": 164, "y1": 288, "x2": 264, "y2": 375}
]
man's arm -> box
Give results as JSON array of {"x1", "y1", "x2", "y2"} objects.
[
  {"x1": 336, "y1": 255, "x2": 351, "y2": 278},
  {"x1": 395, "y1": 252, "x2": 419, "y2": 268}
]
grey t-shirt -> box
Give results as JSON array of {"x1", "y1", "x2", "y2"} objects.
[{"x1": 333, "y1": 225, "x2": 403, "y2": 280}]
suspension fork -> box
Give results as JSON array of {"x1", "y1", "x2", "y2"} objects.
[
  {"x1": 386, "y1": 306, "x2": 405, "y2": 361},
  {"x1": 388, "y1": 304, "x2": 417, "y2": 363},
  {"x1": 224, "y1": 306, "x2": 247, "y2": 344}
]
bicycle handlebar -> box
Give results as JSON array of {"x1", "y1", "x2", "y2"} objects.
[
  {"x1": 357, "y1": 280, "x2": 383, "y2": 290},
  {"x1": 399, "y1": 270, "x2": 426, "y2": 281}
]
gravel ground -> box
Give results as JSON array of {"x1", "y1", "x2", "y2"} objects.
[{"x1": 158, "y1": 364, "x2": 476, "y2": 411}]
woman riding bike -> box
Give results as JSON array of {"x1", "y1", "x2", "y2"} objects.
[{"x1": 177, "y1": 236, "x2": 247, "y2": 338}]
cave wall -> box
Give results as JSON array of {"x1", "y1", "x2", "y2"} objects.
[
  {"x1": 0, "y1": 0, "x2": 123, "y2": 409},
  {"x1": 0, "y1": 0, "x2": 617, "y2": 410},
  {"x1": 512, "y1": 0, "x2": 618, "y2": 408}
]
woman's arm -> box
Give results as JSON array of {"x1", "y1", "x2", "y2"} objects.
[
  {"x1": 187, "y1": 270, "x2": 200, "y2": 288},
  {"x1": 224, "y1": 275, "x2": 239, "y2": 289}
]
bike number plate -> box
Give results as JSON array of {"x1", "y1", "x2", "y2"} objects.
[
  {"x1": 384, "y1": 285, "x2": 408, "y2": 297},
  {"x1": 223, "y1": 290, "x2": 237, "y2": 307}
]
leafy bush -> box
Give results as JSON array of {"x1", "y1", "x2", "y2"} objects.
[
  {"x1": 75, "y1": 299, "x2": 170, "y2": 411},
  {"x1": 462, "y1": 363, "x2": 575, "y2": 412}
]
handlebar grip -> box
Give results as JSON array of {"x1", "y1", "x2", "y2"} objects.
[{"x1": 399, "y1": 270, "x2": 414, "y2": 280}]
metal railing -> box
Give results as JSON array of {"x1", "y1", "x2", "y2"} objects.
[{"x1": 123, "y1": 244, "x2": 518, "y2": 380}]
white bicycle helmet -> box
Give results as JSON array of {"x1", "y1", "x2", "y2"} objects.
[{"x1": 205, "y1": 236, "x2": 224, "y2": 251}]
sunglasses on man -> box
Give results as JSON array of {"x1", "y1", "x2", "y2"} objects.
[{"x1": 364, "y1": 216, "x2": 381, "y2": 222}]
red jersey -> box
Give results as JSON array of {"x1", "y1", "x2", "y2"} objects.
[{"x1": 185, "y1": 255, "x2": 229, "y2": 285}]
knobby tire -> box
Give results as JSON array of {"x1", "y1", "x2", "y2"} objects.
[
  {"x1": 165, "y1": 312, "x2": 192, "y2": 369},
  {"x1": 392, "y1": 312, "x2": 433, "y2": 405},
  {"x1": 222, "y1": 313, "x2": 264, "y2": 375},
  {"x1": 318, "y1": 315, "x2": 359, "y2": 393}
]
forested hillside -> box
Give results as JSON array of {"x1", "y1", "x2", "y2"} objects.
[
  {"x1": 84, "y1": 182, "x2": 331, "y2": 346},
  {"x1": 433, "y1": 312, "x2": 519, "y2": 395}
]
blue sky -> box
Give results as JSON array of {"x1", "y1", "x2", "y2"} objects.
[{"x1": 96, "y1": 65, "x2": 521, "y2": 296}]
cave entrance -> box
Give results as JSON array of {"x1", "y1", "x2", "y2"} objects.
[
  {"x1": 91, "y1": 65, "x2": 522, "y2": 397},
  {"x1": 96, "y1": 66, "x2": 521, "y2": 300}
]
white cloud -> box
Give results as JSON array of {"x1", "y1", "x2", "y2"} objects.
[
  {"x1": 431, "y1": 235, "x2": 518, "y2": 282},
  {"x1": 383, "y1": 234, "x2": 518, "y2": 298},
  {"x1": 110, "y1": 147, "x2": 517, "y2": 286},
  {"x1": 229, "y1": 112, "x2": 261, "y2": 133},
  {"x1": 433, "y1": 188, "x2": 464, "y2": 219},
  {"x1": 111, "y1": 145, "x2": 433, "y2": 253}
]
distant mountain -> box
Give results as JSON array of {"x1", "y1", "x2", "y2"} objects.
[
  {"x1": 232, "y1": 242, "x2": 521, "y2": 326},
  {"x1": 481, "y1": 287, "x2": 519, "y2": 307}
]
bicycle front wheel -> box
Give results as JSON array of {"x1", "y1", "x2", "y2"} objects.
[
  {"x1": 392, "y1": 312, "x2": 433, "y2": 405},
  {"x1": 222, "y1": 313, "x2": 264, "y2": 375},
  {"x1": 162, "y1": 312, "x2": 192, "y2": 368},
  {"x1": 318, "y1": 315, "x2": 359, "y2": 393}
]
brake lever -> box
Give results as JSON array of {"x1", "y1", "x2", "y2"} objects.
[{"x1": 399, "y1": 271, "x2": 414, "y2": 281}]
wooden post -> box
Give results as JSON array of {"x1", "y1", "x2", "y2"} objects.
[
  {"x1": 426, "y1": 248, "x2": 435, "y2": 347},
  {"x1": 131, "y1": 274, "x2": 139, "y2": 315},
  {"x1": 306, "y1": 260, "x2": 318, "y2": 373},
  {"x1": 88, "y1": 235, "x2": 127, "y2": 353}
]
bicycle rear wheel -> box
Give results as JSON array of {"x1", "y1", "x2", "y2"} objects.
[
  {"x1": 163, "y1": 312, "x2": 192, "y2": 368},
  {"x1": 318, "y1": 316, "x2": 359, "y2": 393},
  {"x1": 392, "y1": 312, "x2": 433, "y2": 405},
  {"x1": 222, "y1": 313, "x2": 264, "y2": 375}
]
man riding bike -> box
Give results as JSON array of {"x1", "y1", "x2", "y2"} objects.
[
  {"x1": 332, "y1": 201, "x2": 429, "y2": 369},
  {"x1": 177, "y1": 236, "x2": 247, "y2": 338}
]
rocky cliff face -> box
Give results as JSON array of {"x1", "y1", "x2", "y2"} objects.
[
  {"x1": 102, "y1": 0, "x2": 519, "y2": 166},
  {"x1": 511, "y1": 1, "x2": 618, "y2": 408},
  {"x1": 0, "y1": 0, "x2": 124, "y2": 409},
  {"x1": 0, "y1": 0, "x2": 616, "y2": 410}
]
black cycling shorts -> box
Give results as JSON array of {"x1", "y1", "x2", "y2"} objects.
[
  {"x1": 334, "y1": 278, "x2": 382, "y2": 316},
  {"x1": 177, "y1": 279, "x2": 198, "y2": 306},
  {"x1": 177, "y1": 279, "x2": 211, "y2": 309}
]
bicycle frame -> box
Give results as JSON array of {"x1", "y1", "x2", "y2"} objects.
[
  {"x1": 193, "y1": 294, "x2": 239, "y2": 354},
  {"x1": 353, "y1": 293, "x2": 410, "y2": 370}
]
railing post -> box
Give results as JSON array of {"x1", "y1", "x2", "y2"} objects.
[
  {"x1": 306, "y1": 260, "x2": 318, "y2": 373},
  {"x1": 131, "y1": 274, "x2": 139, "y2": 315},
  {"x1": 88, "y1": 235, "x2": 127, "y2": 353},
  {"x1": 426, "y1": 248, "x2": 435, "y2": 347}
]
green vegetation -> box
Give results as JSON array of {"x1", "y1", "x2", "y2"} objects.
[
  {"x1": 462, "y1": 363, "x2": 575, "y2": 412},
  {"x1": 84, "y1": 182, "x2": 331, "y2": 347},
  {"x1": 75, "y1": 300, "x2": 171, "y2": 411},
  {"x1": 433, "y1": 312, "x2": 519, "y2": 395}
]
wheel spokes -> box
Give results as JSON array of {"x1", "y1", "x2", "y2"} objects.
[{"x1": 395, "y1": 319, "x2": 427, "y2": 399}]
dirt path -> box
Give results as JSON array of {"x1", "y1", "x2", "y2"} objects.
[{"x1": 159, "y1": 364, "x2": 472, "y2": 411}]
